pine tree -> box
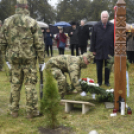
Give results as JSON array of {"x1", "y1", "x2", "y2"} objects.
[
  {"x1": 56, "y1": 0, "x2": 90, "y2": 22},
  {"x1": 0, "y1": 0, "x2": 16, "y2": 21},
  {"x1": 40, "y1": 69, "x2": 61, "y2": 129},
  {"x1": 126, "y1": 0, "x2": 134, "y2": 23},
  {"x1": 0, "y1": 0, "x2": 56, "y2": 24},
  {"x1": 88, "y1": 0, "x2": 109, "y2": 21}
]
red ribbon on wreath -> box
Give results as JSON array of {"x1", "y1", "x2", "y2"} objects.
[{"x1": 82, "y1": 78, "x2": 94, "y2": 83}]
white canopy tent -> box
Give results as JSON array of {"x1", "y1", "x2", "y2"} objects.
[{"x1": 37, "y1": 21, "x2": 48, "y2": 28}]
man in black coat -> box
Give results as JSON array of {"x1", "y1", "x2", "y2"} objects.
[
  {"x1": 68, "y1": 21, "x2": 79, "y2": 56},
  {"x1": 90, "y1": 11, "x2": 114, "y2": 86},
  {"x1": 77, "y1": 20, "x2": 90, "y2": 54}
]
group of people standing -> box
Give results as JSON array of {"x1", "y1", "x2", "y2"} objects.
[
  {"x1": 69, "y1": 20, "x2": 90, "y2": 56},
  {"x1": 42, "y1": 19, "x2": 90, "y2": 57}
]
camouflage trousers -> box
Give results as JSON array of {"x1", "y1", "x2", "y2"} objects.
[
  {"x1": 51, "y1": 67, "x2": 71, "y2": 97},
  {"x1": 0, "y1": 50, "x2": 5, "y2": 70},
  {"x1": 9, "y1": 63, "x2": 38, "y2": 114}
]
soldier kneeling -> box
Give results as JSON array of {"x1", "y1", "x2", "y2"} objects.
[{"x1": 46, "y1": 52, "x2": 94, "y2": 98}]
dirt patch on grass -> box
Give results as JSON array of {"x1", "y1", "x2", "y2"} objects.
[{"x1": 38, "y1": 126, "x2": 75, "y2": 134}]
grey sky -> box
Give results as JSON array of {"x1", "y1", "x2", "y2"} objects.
[{"x1": 48, "y1": 0, "x2": 59, "y2": 7}]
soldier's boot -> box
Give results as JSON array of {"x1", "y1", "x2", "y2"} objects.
[
  {"x1": 26, "y1": 113, "x2": 33, "y2": 119},
  {"x1": 0, "y1": 69, "x2": 4, "y2": 71},
  {"x1": 32, "y1": 110, "x2": 43, "y2": 117},
  {"x1": 59, "y1": 89, "x2": 65, "y2": 99},
  {"x1": 61, "y1": 93, "x2": 64, "y2": 99},
  {"x1": 26, "y1": 111, "x2": 43, "y2": 119},
  {"x1": 0, "y1": 64, "x2": 4, "y2": 71},
  {"x1": 12, "y1": 112, "x2": 19, "y2": 118}
]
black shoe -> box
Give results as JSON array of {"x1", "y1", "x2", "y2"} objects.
[
  {"x1": 105, "y1": 83, "x2": 110, "y2": 87},
  {"x1": 98, "y1": 83, "x2": 102, "y2": 86}
]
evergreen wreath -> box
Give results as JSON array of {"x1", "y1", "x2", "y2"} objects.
[
  {"x1": 81, "y1": 81, "x2": 107, "y2": 95},
  {"x1": 81, "y1": 81, "x2": 114, "y2": 102},
  {"x1": 96, "y1": 93, "x2": 114, "y2": 102}
]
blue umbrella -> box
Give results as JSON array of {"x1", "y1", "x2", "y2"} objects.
[{"x1": 54, "y1": 21, "x2": 71, "y2": 27}]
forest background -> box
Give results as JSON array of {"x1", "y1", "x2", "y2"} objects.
[{"x1": 0, "y1": 0, "x2": 133, "y2": 24}]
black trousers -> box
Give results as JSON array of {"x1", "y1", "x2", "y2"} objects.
[
  {"x1": 80, "y1": 46, "x2": 87, "y2": 54},
  {"x1": 95, "y1": 59, "x2": 110, "y2": 84},
  {"x1": 127, "y1": 51, "x2": 134, "y2": 63},
  {"x1": 58, "y1": 47, "x2": 65, "y2": 55},
  {"x1": 70, "y1": 44, "x2": 79, "y2": 56},
  {"x1": 46, "y1": 45, "x2": 53, "y2": 56}
]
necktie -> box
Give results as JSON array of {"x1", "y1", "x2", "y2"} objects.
[{"x1": 103, "y1": 24, "x2": 106, "y2": 29}]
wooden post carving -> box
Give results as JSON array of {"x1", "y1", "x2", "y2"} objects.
[{"x1": 114, "y1": 0, "x2": 126, "y2": 111}]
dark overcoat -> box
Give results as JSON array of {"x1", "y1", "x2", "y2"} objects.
[
  {"x1": 77, "y1": 25, "x2": 90, "y2": 47},
  {"x1": 68, "y1": 27, "x2": 79, "y2": 45},
  {"x1": 44, "y1": 32, "x2": 53, "y2": 46},
  {"x1": 90, "y1": 21, "x2": 114, "y2": 59}
]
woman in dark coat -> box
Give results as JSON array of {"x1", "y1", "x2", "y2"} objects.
[
  {"x1": 44, "y1": 28, "x2": 53, "y2": 57},
  {"x1": 68, "y1": 21, "x2": 79, "y2": 56}
]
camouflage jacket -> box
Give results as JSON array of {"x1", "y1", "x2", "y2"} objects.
[
  {"x1": 0, "y1": 7, "x2": 44, "y2": 64},
  {"x1": 46, "y1": 55, "x2": 87, "y2": 91}
]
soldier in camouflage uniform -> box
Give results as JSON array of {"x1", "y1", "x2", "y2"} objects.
[
  {"x1": 46, "y1": 53, "x2": 94, "y2": 98},
  {"x1": 0, "y1": 20, "x2": 5, "y2": 71},
  {"x1": 0, "y1": 0, "x2": 44, "y2": 119}
]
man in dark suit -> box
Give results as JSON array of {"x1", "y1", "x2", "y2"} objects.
[
  {"x1": 77, "y1": 20, "x2": 90, "y2": 54},
  {"x1": 90, "y1": 11, "x2": 114, "y2": 86}
]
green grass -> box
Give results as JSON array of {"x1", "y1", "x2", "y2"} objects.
[{"x1": 0, "y1": 50, "x2": 134, "y2": 134}]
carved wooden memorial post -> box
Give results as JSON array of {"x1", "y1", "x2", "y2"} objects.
[{"x1": 114, "y1": 0, "x2": 126, "y2": 110}]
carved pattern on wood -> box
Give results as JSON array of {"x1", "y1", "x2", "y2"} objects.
[
  {"x1": 117, "y1": 6, "x2": 126, "y2": 15},
  {"x1": 115, "y1": 44, "x2": 126, "y2": 55},
  {"x1": 116, "y1": 17, "x2": 126, "y2": 27},
  {"x1": 115, "y1": 5, "x2": 126, "y2": 56}
]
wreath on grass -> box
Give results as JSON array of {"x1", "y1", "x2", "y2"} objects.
[
  {"x1": 81, "y1": 81, "x2": 107, "y2": 95},
  {"x1": 81, "y1": 81, "x2": 114, "y2": 102}
]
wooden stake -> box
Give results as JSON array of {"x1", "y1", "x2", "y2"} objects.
[{"x1": 114, "y1": 0, "x2": 126, "y2": 111}]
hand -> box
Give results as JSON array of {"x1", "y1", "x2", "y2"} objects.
[
  {"x1": 6, "y1": 62, "x2": 11, "y2": 69},
  {"x1": 72, "y1": 90, "x2": 78, "y2": 94},
  {"x1": 50, "y1": 34, "x2": 52, "y2": 36},
  {"x1": 39, "y1": 63, "x2": 46, "y2": 71},
  {"x1": 41, "y1": 29, "x2": 44, "y2": 33},
  {"x1": 70, "y1": 32, "x2": 73, "y2": 35},
  {"x1": 39, "y1": 64, "x2": 43, "y2": 68},
  {"x1": 93, "y1": 52, "x2": 96, "y2": 56},
  {"x1": 80, "y1": 91, "x2": 87, "y2": 96},
  {"x1": 72, "y1": 90, "x2": 81, "y2": 94}
]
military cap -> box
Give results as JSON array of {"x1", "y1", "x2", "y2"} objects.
[
  {"x1": 17, "y1": 0, "x2": 28, "y2": 5},
  {"x1": 83, "y1": 52, "x2": 94, "y2": 63}
]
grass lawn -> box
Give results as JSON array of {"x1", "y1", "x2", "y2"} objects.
[{"x1": 0, "y1": 49, "x2": 134, "y2": 134}]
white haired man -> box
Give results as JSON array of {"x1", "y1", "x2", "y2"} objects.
[{"x1": 90, "y1": 10, "x2": 114, "y2": 86}]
